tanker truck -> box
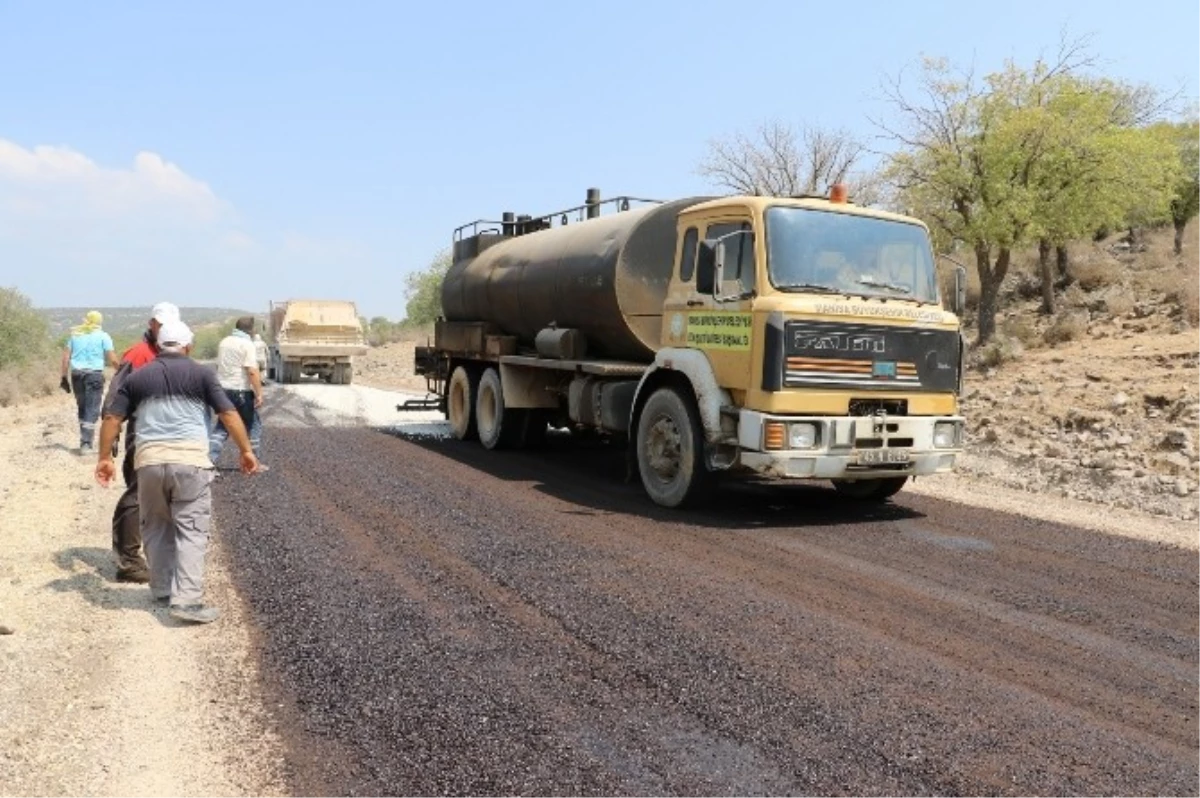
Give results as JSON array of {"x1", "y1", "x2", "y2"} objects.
[
  {"x1": 408, "y1": 187, "x2": 967, "y2": 508},
  {"x1": 268, "y1": 299, "x2": 368, "y2": 385}
]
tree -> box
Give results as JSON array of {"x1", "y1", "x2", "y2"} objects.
[
  {"x1": 1025, "y1": 78, "x2": 1178, "y2": 312},
  {"x1": 1162, "y1": 118, "x2": 1200, "y2": 255},
  {"x1": 879, "y1": 40, "x2": 1179, "y2": 340},
  {"x1": 698, "y1": 121, "x2": 879, "y2": 203},
  {"x1": 403, "y1": 250, "x2": 452, "y2": 326}
]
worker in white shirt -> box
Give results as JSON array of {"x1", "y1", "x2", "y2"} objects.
[{"x1": 208, "y1": 316, "x2": 268, "y2": 471}]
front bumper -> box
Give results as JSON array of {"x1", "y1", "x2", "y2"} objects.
[{"x1": 732, "y1": 411, "x2": 964, "y2": 480}]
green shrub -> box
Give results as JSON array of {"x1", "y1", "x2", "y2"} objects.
[
  {"x1": 0, "y1": 287, "x2": 54, "y2": 369},
  {"x1": 0, "y1": 287, "x2": 58, "y2": 406}
]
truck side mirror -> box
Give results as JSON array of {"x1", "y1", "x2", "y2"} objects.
[
  {"x1": 953, "y1": 264, "x2": 967, "y2": 316},
  {"x1": 713, "y1": 231, "x2": 753, "y2": 302}
]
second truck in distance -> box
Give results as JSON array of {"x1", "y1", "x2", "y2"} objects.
[
  {"x1": 412, "y1": 187, "x2": 967, "y2": 508},
  {"x1": 268, "y1": 299, "x2": 368, "y2": 385}
]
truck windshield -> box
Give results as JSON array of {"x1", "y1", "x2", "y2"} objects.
[{"x1": 765, "y1": 207, "x2": 939, "y2": 304}]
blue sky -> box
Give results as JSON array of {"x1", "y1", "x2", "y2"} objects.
[{"x1": 1, "y1": 0, "x2": 1196, "y2": 319}]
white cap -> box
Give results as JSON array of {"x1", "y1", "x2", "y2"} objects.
[
  {"x1": 157, "y1": 319, "x2": 194, "y2": 348},
  {"x1": 152, "y1": 302, "x2": 180, "y2": 324}
]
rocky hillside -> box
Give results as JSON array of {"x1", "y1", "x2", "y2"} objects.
[
  {"x1": 40, "y1": 306, "x2": 251, "y2": 342},
  {"x1": 956, "y1": 222, "x2": 1198, "y2": 520}
]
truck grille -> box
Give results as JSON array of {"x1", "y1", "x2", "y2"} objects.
[{"x1": 780, "y1": 321, "x2": 960, "y2": 392}]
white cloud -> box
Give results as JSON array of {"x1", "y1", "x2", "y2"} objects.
[
  {"x1": 0, "y1": 140, "x2": 222, "y2": 222},
  {"x1": 0, "y1": 139, "x2": 373, "y2": 313}
]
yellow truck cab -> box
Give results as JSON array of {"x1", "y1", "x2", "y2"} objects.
[{"x1": 651, "y1": 193, "x2": 964, "y2": 497}]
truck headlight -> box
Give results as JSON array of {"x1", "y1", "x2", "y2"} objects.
[
  {"x1": 933, "y1": 421, "x2": 958, "y2": 448},
  {"x1": 789, "y1": 422, "x2": 818, "y2": 449}
]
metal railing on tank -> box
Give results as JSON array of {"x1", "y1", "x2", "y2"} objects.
[{"x1": 452, "y1": 188, "x2": 662, "y2": 245}]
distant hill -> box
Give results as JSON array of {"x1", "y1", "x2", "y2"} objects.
[{"x1": 41, "y1": 307, "x2": 254, "y2": 342}]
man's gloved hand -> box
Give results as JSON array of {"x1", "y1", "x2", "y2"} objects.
[{"x1": 59, "y1": 376, "x2": 71, "y2": 394}]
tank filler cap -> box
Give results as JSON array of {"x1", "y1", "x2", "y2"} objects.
[{"x1": 829, "y1": 183, "x2": 849, "y2": 204}]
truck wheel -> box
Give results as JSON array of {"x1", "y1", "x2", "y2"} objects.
[
  {"x1": 476, "y1": 367, "x2": 524, "y2": 450},
  {"x1": 447, "y1": 365, "x2": 478, "y2": 441},
  {"x1": 341, "y1": 363, "x2": 354, "y2": 385},
  {"x1": 832, "y1": 477, "x2": 908, "y2": 502},
  {"x1": 636, "y1": 387, "x2": 712, "y2": 508}
]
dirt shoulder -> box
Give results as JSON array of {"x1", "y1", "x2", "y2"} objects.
[{"x1": 0, "y1": 394, "x2": 286, "y2": 796}]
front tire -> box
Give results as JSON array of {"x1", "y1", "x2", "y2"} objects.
[
  {"x1": 635, "y1": 387, "x2": 712, "y2": 508},
  {"x1": 447, "y1": 365, "x2": 478, "y2": 441},
  {"x1": 832, "y1": 476, "x2": 908, "y2": 502}
]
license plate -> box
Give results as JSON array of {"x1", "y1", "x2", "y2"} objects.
[{"x1": 857, "y1": 448, "x2": 911, "y2": 465}]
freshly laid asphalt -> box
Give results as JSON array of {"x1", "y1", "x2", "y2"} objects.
[{"x1": 211, "y1": 392, "x2": 1198, "y2": 796}]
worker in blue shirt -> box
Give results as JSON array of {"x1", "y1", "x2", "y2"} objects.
[{"x1": 60, "y1": 310, "x2": 119, "y2": 451}]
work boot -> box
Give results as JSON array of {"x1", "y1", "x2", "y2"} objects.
[
  {"x1": 116, "y1": 566, "x2": 150, "y2": 584},
  {"x1": 169, "y1": 604, "x2": 220, "y2": 624}
]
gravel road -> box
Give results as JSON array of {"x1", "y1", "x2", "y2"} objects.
[{"x1": 207, "y1": 383, "x2": 1199, "y2": 796}]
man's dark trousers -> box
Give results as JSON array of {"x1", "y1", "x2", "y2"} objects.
[{"x1": 111, "y1": 419, "x2": 149, "y2": 580}]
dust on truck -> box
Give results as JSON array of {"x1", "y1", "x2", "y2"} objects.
[
  {"x1": 268, "y1": 299, "x2": 368, "y2": 385},
  {"x1": 411, "y1": 187, "x2": 967, "y2": 508}
]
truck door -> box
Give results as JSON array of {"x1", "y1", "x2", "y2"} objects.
[{"x1": 662, "y1": 216, "x2": 757, "y2": 391}]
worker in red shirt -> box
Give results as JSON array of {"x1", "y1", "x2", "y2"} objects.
[{"x1": 104, "y1": 302, "x2": 180, "y2": 583}]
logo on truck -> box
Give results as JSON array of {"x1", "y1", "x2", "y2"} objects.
[{"x1": 791, "y1": 331, "x2": 886, "y2": 354}]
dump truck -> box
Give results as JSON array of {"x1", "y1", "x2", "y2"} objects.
[
  {"x1": 267, "y1": 299, "x2": 368, "y2": 385},
  {"x1": 407, "y1": 187, "x2": 967, "y2": 508}
]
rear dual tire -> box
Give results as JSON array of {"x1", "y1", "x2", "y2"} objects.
[
  {"x1": 476, "y1": 367, "x2": 527, "y2": 450},
  {"x1": 448, "y1": 365, "x2": 547, "y2": 449}
]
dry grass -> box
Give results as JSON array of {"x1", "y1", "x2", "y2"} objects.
[
  {"x1": 1043, "y1": 311, "x2": 1089, "y2": 345},
  {"x1": 1172, "y1": 259, "x2": 1200, "y2": 326},
  {"x1": 1001, "y1": 316, "x2": 1042, "y2": 349},
  {"x1": 972, "y1": 336, "x2": 1025, "y2": 368},
  {"x1": 0, "y1": 360, "x2": 58, "y2": 408},
  {"x1": 1102, "y1": 291, "x2": 1136, "y2": 317},
  {"x1": 1070, "y1": 253, "x2": 1123, "y2": 292}
]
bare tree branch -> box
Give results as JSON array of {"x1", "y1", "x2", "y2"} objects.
[{"x1": 697, "y1": 121, "x2": 868, "y2": 199}]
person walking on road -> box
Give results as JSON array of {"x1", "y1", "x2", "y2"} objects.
[
  {"x1": 95, "y1": 319, "x2": 259, "y2": 624},
  {"x1": 209, "y1": 316, "x2": 267, "y2": 469},
  {"x1": 60, "y1": 310, "x2": 119, "y2": 451},
  {"x1": 102, "y1": 302, "x2": 180, "y2": 584}
]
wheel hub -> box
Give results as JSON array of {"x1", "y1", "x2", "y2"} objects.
[{"x1": 646, "y1": 415, "x2": 682, "y2": 480}]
